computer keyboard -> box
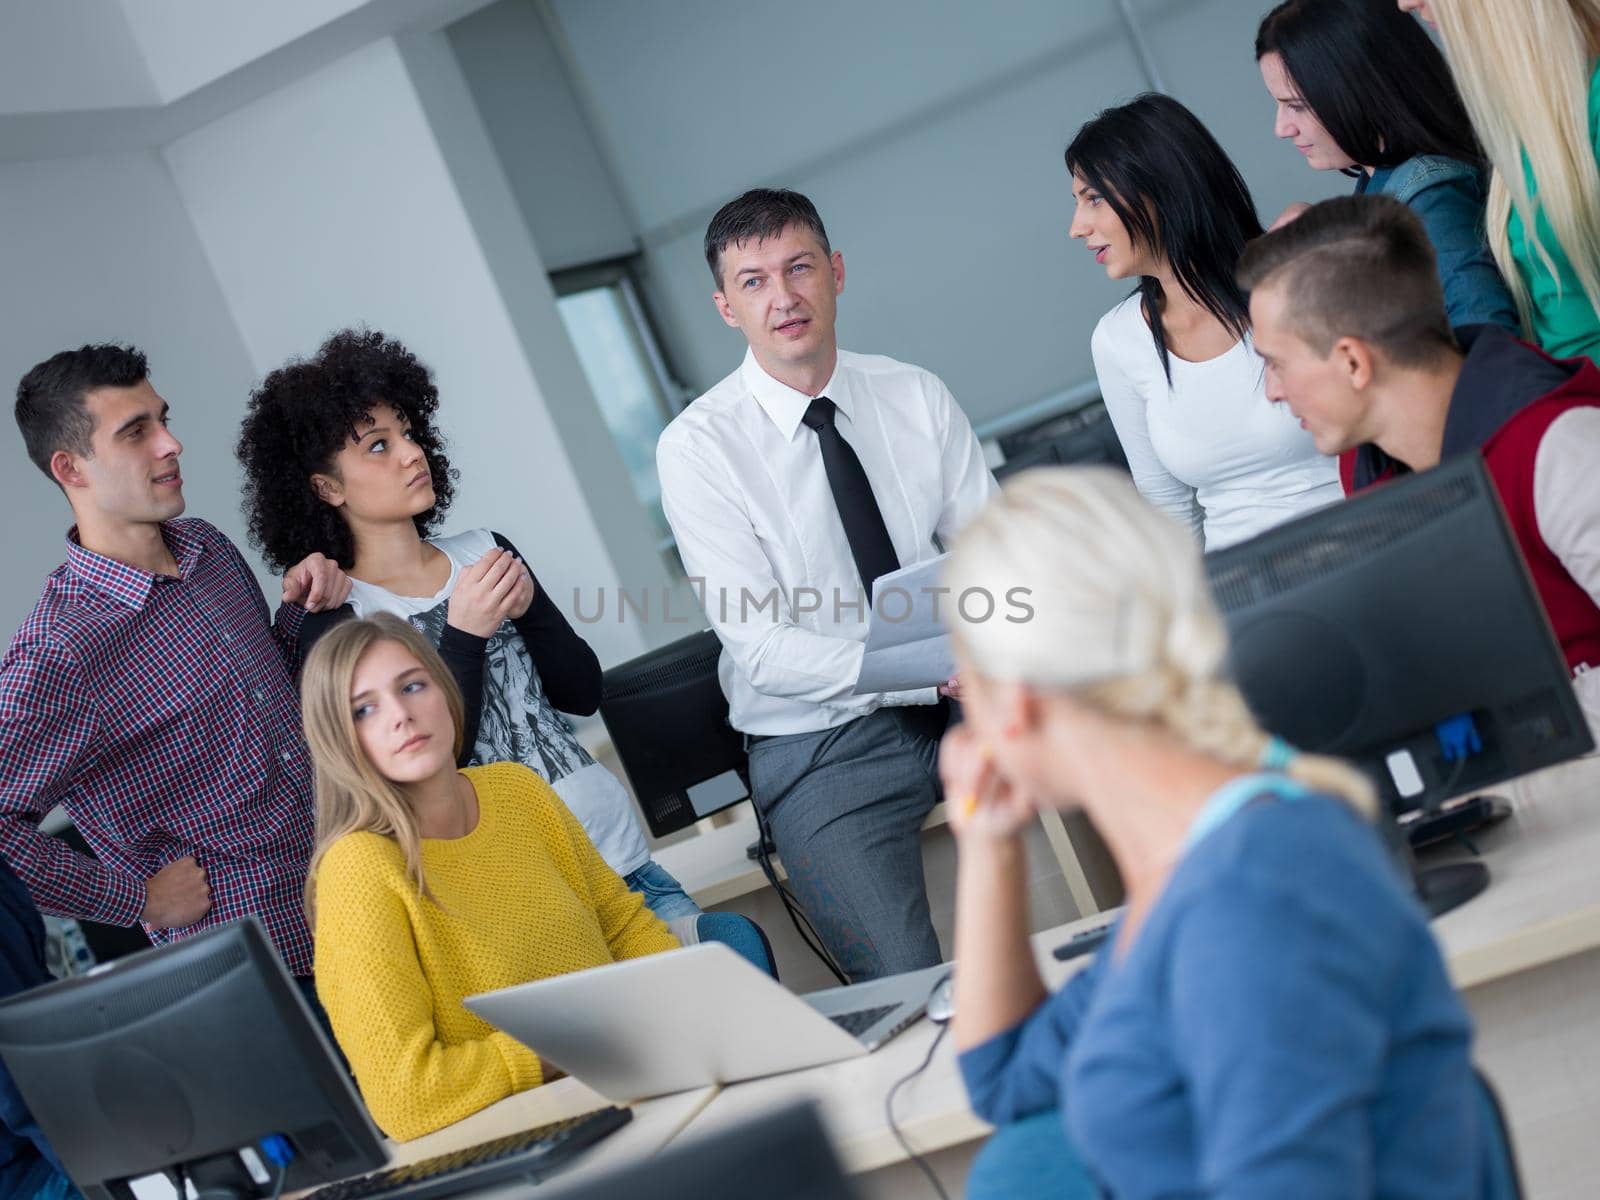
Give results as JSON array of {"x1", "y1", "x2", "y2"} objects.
[
  {"x1": 304, "y1": 1106, "x2": 632, "y2": 1200},
  {"x1": 828, "y1": 1003, "x2": 898, "y2": 1038}
]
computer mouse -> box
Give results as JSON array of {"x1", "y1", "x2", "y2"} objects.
[{"x1": 926, "y1": 975, "x2": 955, "y2": 1024}]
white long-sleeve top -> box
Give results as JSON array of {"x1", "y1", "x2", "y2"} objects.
[
  {"x1": 656, "y1": 348, "x2": 997, "y2": 736},
  {"x1": 1535, "y1": 406, "x2": 1600, "y2": 735},
  {"x1": 1091, "y1": 294, "x2": 1342, "y2": 550}
]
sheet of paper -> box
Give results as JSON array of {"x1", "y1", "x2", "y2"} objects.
[{"x1": 852, "y1": 555, "x2": 956, "y2": 694}]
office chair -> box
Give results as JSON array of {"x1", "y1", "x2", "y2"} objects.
[{"x1": 600, "y1": 628, "x2": 749, "y2": 839}]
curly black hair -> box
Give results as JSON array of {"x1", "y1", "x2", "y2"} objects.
[{"x1": 236, "y1": 329, "x2": 458, "y2": 572}]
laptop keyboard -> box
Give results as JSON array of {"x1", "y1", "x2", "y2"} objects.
[
  {"x1": 303, "y1": 1107, "x2": 631, "y2": 1200},
  {"x1": 828, "y1": 1003, "x2": 898, "y2": 1038}
]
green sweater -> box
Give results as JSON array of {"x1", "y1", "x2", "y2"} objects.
[{"x1": 1507, "y1": 62, "x2": 1600, "y2": 360}]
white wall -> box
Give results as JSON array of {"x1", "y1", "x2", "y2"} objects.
[
  {"x1": 446, "y1": 1, "x2": 634, "y2": 272},
  {"x1": 164, "y1": 36, "x2": 669, "y2": 666},
  {"x1": 0, "y1": 1, "x2": 157, "y2": 115},
  {"x1": 115, "y1": 0, "x2": 370, "y2": 103},
  {"x1": 0, "y1": 151, "x2": 261, "y2": 639},
  {"x1": 1133, "y1": 0, "x2": 1348, "y2": 223}
]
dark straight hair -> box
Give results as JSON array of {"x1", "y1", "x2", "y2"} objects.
[
  {"x1": 1255, "y1": 0, "x2": 1482, "y2": 173},
  {"x1": 1066, "y1": 93, "x2": 1262, "y2": 383}
]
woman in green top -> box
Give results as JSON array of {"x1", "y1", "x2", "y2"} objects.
[{"x1": 1403, "y1": 0, "x2": 1600, "y2": 360}]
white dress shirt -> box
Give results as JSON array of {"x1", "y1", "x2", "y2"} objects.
[
  {"x1": 1091, "y1": 294, "x2": 1343, "y2": 550},
  {"x1": 657, "y1": 348, "x2": 998, "y2": 736}
]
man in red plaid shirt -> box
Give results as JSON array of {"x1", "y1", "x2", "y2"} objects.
[{"x1": 0, "y1": 344, "x2": 349, "y2": 990}]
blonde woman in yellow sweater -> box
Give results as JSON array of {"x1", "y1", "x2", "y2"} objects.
[{"x1": 301, "y1": 612, "x2": 679, "y2": 1141}]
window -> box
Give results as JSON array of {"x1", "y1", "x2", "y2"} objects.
[{"x1": 553, "y1": 259, "x2": 687, "y2": 562}]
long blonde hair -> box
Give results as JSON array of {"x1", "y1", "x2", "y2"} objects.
[
  {"x1": 1430, "y1": 0, "x2": 1600, "y2": 335},
  {"x1": 300, "y1": 613, "x2": 466, "y2": 921},
  {"x1": 944, "y1": 467, "x2": 1375, "y2": 815}
]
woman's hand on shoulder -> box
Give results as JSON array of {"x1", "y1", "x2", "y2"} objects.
[{"x1": 448, "y1": 548, "x2": 533, "y2": 636}]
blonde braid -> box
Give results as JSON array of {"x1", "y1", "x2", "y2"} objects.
[{"x1": 946, "y1": 466, "x2": 1378, "y2": 818}]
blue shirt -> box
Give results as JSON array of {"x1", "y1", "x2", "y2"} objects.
[
  {"x1": 959, "y1": 778, "x2": 1482, "y2": 1198},
  {"x1": 0, "y1": 855, "x2": 76, "y2": 1199},
  {"x1": 1359, "y1": 156, "x2": 1519, "y2": 334}
]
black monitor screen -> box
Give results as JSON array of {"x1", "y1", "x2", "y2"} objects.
[
  {"x1": 1205, "y1": 455, "x2": 1592, "y2": 813},
  {"x1": 0, "y1": 918, "x2": 384, "y2": 1200},
  {"x1": 601, "y1": 629, "x2": 750, "y2": 839}
]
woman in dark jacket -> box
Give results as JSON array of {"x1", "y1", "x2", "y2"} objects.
[{"x1": 1256, "y1": 0, "x2": 1518, "y2": 330}]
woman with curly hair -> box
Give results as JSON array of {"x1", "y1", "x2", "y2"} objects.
[{"x1": 236, "y1": 329, "x2": 721, "y2": 940}]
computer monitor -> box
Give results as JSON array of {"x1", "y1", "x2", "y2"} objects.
[
  {"x1": 0, "y1": 917, "x2": 384, "y2": 1200},
  {"x1": 995, "y1": 399, "x2": 1130, "y2": 481},
  {"x1": 540, "y1": 1101, "x2": 858, "y2": 1200},
  {"x1": 1205, "y1": 455, "x2": 1593, "y2": 913},
  {"x1": 600, "y1": 628, "x2": 750, "y2": 839}
]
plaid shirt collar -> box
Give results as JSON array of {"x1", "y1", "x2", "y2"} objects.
[{"x1": 63, "y1": 520, "x2": 207, "y2": 611}]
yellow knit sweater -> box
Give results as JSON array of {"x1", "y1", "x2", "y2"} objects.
[{"x1": 313, "y1": 762, "x2": 680, "y2": 1140}]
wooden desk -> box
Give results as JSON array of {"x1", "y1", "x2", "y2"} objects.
[{"x1": 1431, "y1": 772, "x2": 1600, "y2": 988}]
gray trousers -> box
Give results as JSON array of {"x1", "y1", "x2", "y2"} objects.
[{"x1": 747, "y1": 707, "x2": 944, "y2": 982}]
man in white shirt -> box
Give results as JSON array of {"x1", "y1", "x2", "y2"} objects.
[{"x1": 656, "y1": 188, "x2": 996, "y2": 980}]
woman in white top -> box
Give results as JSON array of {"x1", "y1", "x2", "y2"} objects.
[{"x1": 1068, "y1": 93, "x2": 1342, "y2": 549}]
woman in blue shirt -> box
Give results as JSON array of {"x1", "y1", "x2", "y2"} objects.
[
  {"x1": 938, "y1": 466, "x2": 1491, "y2": 1198},
  {"x1": 1256, "y1": 0, "x2": 1518, "y2": 332}
]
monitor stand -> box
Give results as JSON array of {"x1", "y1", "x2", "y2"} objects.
[
  {"x1": 185, "y1": 1152, "x2": 274, "y2": 1200},
  {"x1": 1414, "y1": 861, "x2": 1489, "y2": 919},
  {"x1": 1382, "y1": 810, "x2": 1489, "y2": 919}
]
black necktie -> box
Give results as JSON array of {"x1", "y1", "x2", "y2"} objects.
[{"x1": 801, "y1": 397, "x2": 900, "y2": 600}]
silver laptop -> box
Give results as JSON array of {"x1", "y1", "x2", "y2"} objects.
[{"x1": 465, "y1": 944, "x2": 949, "y2": 1102}]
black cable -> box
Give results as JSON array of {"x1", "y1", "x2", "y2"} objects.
[
  {"x1": 756, "y1": 830, "x2": 848, "y2": 985},
  {"x1": 269, "y1": 1160, "x2": 289, "y2": 1200},
  {"x1": 751, "y1": 802, "x2": 850, "y2": 986},
  {"x1": 885, "y1": 1019, "x2": 953, "y2": 1200},
  {"x1": 1435, "y1": 753, "x2": 1469, "y2": 807}
]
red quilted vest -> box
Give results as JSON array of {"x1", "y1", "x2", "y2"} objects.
[{"x1": 1480, "y1": 388, "x2": 1600, "y2": 672}]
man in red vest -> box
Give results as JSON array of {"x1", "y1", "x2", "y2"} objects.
[{"x1": 1238, "y1": 194, "x2": 1600, "y2": 736}]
